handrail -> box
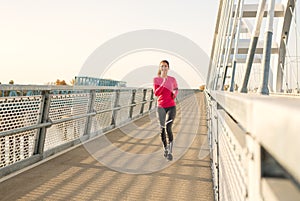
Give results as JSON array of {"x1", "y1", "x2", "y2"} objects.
[
  {"x1": 0, "y1": 84, "x2": 148, "y2": 91},
  {"x1": 0, "y1": 87, "x2": 196, "y2": 178},
  {"x1": 205, "y1": 89, "x2": 300, "y2": 200},
  {"x1": 0, "y1": 98, "x2": 155, "y2": 138}
]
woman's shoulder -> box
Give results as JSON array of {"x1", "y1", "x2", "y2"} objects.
[
  {"x1": 153, "y1": 76, "x2": 162, "y2": 81},
  {"x1": 153, "y1": 76, "x2": 162, "y2": 84},
  {"x1": 168, "y1": 76, "x2": 177, "y2": 81}
]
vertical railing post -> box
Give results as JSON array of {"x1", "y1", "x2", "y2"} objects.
[
  {"x1": 129, "y1": 89, "x2": 136, "y2": 119},
  {"x1": 111, "y1": 89, "x2": 120, "y2": 127},
  {"x1": 84, "y1": 89, "x2": 96, "y2": 137},
  {"x1": 213, "y1": 106, "x2": 220, "y2": 201},
  {"x1": 34, "y1": 90, "x2": 51, "y2": 155},
  {"x1": 140, "y1": 89, "x2": 147, "y2": 114},
  {"x1": 246, "y1": 134, "x2": 261, "y2": 201},
  {"x1": 148, "y1": 89, "x2": 154, "y2": 111}
]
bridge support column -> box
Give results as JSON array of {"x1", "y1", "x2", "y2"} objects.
[
  {"x1": 241, "y1": 0, "x2": 267, "y2": 93},
  {"x1": 221, "y1": 66, "x2": 229, "y2": 90},
  {"x1": 230, "y1": 0, "x2": 244, "y2": 92},
  {"x1": 258, "y1": 0, "x2": 275, "y2": 95},
  {"x1": 230, "y1": 61, "x2": 237, "y2": 92}
]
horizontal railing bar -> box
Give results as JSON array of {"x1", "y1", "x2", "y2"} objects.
[
  {"x1": 207, "y1": 89, "x2": 300, "y2": 184},
  {"x1": 0, "y1": 87, "x2": 193, "y2": 178},
  {"x1": 51, "y1": 113, "x2": 96, "y2": 125},
  {"x1": 0, "y1": 84, "x2": 152, "y2": 91},
  {"x1": 0, "y1": 122, "x2": 52, "y2": 138},
  {"x1": 0, "y1": 112, "x2": 99, "y2": 138},
  {"x1": 0, "y1": 85, "x2": 194, "y2": 93},
  {"x1": 269, "y1": 92, "x2": 300, "y2": 97},
  {"x1": 0, "y1": 99, "x2": 156, "y2": 138}
]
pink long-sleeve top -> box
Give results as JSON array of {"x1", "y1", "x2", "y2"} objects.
[{"x1": 153, "y1": 76, "x2": 178, "y2": 108}]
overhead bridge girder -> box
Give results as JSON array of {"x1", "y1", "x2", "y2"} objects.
[
  {"x1": 239, "y1": 25, "x2": 250, "y2": 33},
  {"x1": 229, "y1": 39, "x2": 279, "y2": 54},
  {"x1": 207, "y1": 0, "x2": 295, "y2": 94},
  {"x1": 228, "y1": 55, "x2": 262, "y2": 64},
  {"x1": 233, "y1": 3, "x2": 284, "y2": 18}
]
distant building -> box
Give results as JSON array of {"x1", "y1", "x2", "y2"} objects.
[{"x1": 74, "y1": 76, "x2": 126, "y2": 87}]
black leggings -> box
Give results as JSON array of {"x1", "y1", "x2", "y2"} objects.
[{"x1": 157, "y1": 106, "x2": 176, "y2": 148}]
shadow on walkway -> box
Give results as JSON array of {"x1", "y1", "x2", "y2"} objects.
[{"x1": 0, "y1": 92, "x2": 213, "y2": 201}]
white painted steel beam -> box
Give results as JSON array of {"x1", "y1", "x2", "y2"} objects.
[
  {"x1": 209, "y1": 90, "x2": 300, "y2": 184},
  {"x1": 233, "y1": 3, "x2": 284, "y2": 18},
  {"x1": 276, "y1": 0, "x2": 295, "y2": 92},
  {"x1": 240, "y1": 0, "x2": 267, "y2": 93},
  {"x1": 258, "y1": 0, "x2": 276, "y2": 95},
  {"x1": 221, "y1": 0, "x2": 244, "y2": 90},
  {"x1": 231, "y1": 39, "x2": 279, "y2": 54},
  {"x1": 261, "y1": 178, "x2": 300, "y2": 200},
  {"x1": 228, "y1": 55, "x2": 262, "y2": 63}
]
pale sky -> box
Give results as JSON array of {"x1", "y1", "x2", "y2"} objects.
[{"x1": 0, "y1": 0, "x2": 219, "y2": 88}]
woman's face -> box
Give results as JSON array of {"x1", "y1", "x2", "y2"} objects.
[{"x1": 159, "y1": 62, "x2": 169, "y2": 74}]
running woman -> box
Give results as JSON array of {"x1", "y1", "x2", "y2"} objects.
[{"x1": 153, "y1": 60, "x2": 178, "y2": 161}]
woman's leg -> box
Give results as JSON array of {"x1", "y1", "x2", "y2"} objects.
[
  {"x1": 157, "y1": 107, "x2": 167, "y2": 149},
  {"x1": 165, "y1": 106, "x2": 176, "y2": 154}
]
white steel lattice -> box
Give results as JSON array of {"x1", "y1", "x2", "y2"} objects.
[
  {"x1": 48, "y1": 93, "x2": 90, "y2": 120},
  {"x1": 90, "y1": 91, "x2": 115, "y2": 134},
  {"x1": 210, "y1": 103, "x2": 219, "y2": 200},
  {"x1": 0, "y1": 130, "x2": 36, "y2": 167},
  {"x1": 44, "y1": 93, "x2": 90, "y2": 151},
  {"x1": 0, "y1": 87, "x2": 196, "y2": 172},
  {"x1": 0, "y1": 96, "x2": 42, "y2": 167},
  {"x1": 218, "y1": 120, "x2": 247, "y2": 201},
  {"x1": 0, "y1": 96, "x2": 42, "y2": 131}
]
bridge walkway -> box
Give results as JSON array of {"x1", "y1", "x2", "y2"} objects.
[{"x1": 0, "y1": 92, "x2": 213, "y2": 201}]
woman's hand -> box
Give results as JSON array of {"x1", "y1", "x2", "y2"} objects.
[
  {"x1": 160, "y1": 77, "x2": 166, "y2": 87},
  {"x1": 171, "y1": 93, "x2": 175, "y2": 99}
]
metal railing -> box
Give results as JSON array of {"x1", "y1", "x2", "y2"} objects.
[
  {"x1": 0, "y1": 84, "x2": 195, "y2": 177},
  {"x1": 206, "y1": 0, "x2": 300, "y2": 199},
  {"x1": 205, "y1": 89, "x2": 300, "y2": 201}
]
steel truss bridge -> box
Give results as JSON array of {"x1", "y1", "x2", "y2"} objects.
[
  {"x1": 206, "y1": 0, "x2": 300, "y2": 200},
  {"x1": 0, "y1": 0, "x2": 300, "y2": 200}
]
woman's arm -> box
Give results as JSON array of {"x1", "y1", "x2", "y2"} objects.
[{"x1": 172, "y1": 78, "x2": 178, "y2": 99}]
